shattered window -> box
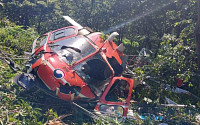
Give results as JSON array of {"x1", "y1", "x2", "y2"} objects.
[
  {"x1": 49, "y1": 28, "x2": 75, "y2": 41},
  {"x1": 105, "y1": 79, "x2": 130, "y2": 102},
  {"x1": 34, "y1": 35, "x2": 48, "y2": 49}
]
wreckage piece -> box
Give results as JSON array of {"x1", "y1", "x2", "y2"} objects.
[
  {"x1": 165, "y1": 97, "x2": 178, "y2": 105},
  {"x1": 13, "y1": 16, "x2": 135, "y2": 118},
  {"x1": 161, "y1": 97, "x2": 190, "y2": 107},
  {"x1": 147, "y1": 77, "x2": 200, "y2": 100},
  {"x1": 161, "y1": 84, "x2": 189, "y2": 94},
  {"x1": 13, "y1": 73, "x2": 35, "y2": 89}
]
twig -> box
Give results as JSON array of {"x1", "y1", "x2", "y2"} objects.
[
  {"x1": 57, "y1": 114, "x2": 72, "y2": 120},
  {"x1": 6, "y1": 109, "x2": 9, "y2": 124}
]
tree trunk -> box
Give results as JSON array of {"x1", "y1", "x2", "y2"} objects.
[
  {"x1": 195, "y1": 0, "x2": 200, "y2": 89},
  {"x1": 195, "y1": 0, "x2": 200, "y2": 69}
]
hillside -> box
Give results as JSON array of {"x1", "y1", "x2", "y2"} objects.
[{"x1": 0, "y1": 0, "x2": 200, "y2": 124}]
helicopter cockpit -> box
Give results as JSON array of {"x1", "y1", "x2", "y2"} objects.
[
  {"x1": 74, "y1": 53, "x2": 113, "y2": 96},
  {"x1": 48, "y1": 32, "x2": 113, "y2": 96}
]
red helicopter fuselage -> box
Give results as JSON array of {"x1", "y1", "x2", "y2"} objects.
[
  {"x1": 29, "y1": 26, "x2": 130, "y2": 100},
  {"x1": 15, "y1": 16, "x2": 134, "y2": 117}
]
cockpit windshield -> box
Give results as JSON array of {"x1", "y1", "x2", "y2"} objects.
[{"x1": 49, "y1": 36, "x2": 96, "y2": 64}]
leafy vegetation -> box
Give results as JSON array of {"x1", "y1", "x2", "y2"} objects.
[{"x1": 0, "y1": 0, "x2": 200, "y2": 124}]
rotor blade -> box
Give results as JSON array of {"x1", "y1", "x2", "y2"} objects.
[
  {"x1": 71, "y1": 102, "x2": 108, "y2": 123},
  {"x1": 63, "y1": 16, "x2": 83, "y2": 30}
]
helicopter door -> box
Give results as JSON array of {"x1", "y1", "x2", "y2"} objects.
[{"x1": 94, "y1": 77, "x2": 134, "y2": 117}]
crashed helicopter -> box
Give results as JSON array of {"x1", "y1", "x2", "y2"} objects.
[{"x1": 14, "y1": 16, "x2": 135, "y2": 118}]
